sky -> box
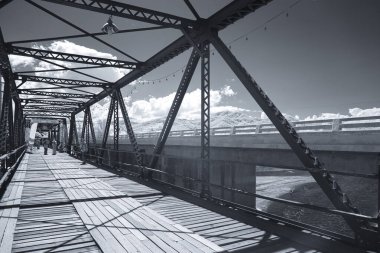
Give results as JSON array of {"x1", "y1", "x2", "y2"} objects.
[{"x1": 1, "y1": 0, "x2": 380, "y2": 123}]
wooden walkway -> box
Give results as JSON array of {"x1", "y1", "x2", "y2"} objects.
[{"x1": 0, "y1": 149, "x2": 365, "y2": 253}]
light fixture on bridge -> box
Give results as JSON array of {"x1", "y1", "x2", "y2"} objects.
[{"x1": 101, "y1": 15, "x2": 119, "y2": 34}]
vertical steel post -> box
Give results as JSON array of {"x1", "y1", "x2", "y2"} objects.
[
  {"x1": 113, "y1": 94, "x2": 119, "y2": 150},
  {"x1": 200, "y1": 42, "x2": 211, "y2": 197},
  {"x1": 0, "y1": 73, "x2": 10, "y2": 154},
  {"x1": 7, "y1": 96, "x2": 14, "y2": 151},
  {"x1": 67, "y1": 114, "x2": 75, "y2": 154},
  {"x1": 113, "y1": 95, "x2": 119, "y2": 168}
]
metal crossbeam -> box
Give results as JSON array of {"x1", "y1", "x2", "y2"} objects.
[
  {"x1": 149, "y1": 48, "x2": 200, "y2": 170},
  {"x1": 43, "y1": 0, "x2": 195, "y2": 29},
  {"x1": 209, "y1": 33, "x2": 368, "y2": 236},
  {"x1": 24, "y1": 106, "x2": 76, "y2": 111},
  {"x1": 18, "y1": 90, "x2": 94, "y2": 99},
  {"x1": 15, "y1": 75, "x2": 107, "y2": 87},
  {"x1": 8, "y1": 46, "x2": 138, "y2": 69},
  {"x1": 24, "y1": 109, "x2": 73, "y2": 115},
  {"x1": 200, "y1": 42, "x2": 211, "y2": 197},
  {"x1": 22, "y1": 99, "x2": 82, "y2": 106},
  {"x1": 24, "y1": 111, "x2": 71, "y2": 117},
  {"x1": 8, "y1": 26, "x2": 166, "y2": 45}
]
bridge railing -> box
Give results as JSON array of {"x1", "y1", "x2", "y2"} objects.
[
  {"x1": 0, "y1": 144, "x2": 27, "y2": 197},
  {"x1": 120, "y1": 115, "x2": 380, "y2": 140}
]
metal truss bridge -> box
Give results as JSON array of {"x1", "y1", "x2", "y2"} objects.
[{"x1": 0, "y1": 0, "x2": 378, "y2": 252}]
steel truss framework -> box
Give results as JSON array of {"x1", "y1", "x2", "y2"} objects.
[
  {"x1": 0, "y1": 0, "x2": 377, "y2": 249},
  {"x1": 19, "y1": 90, "x2": 94, "y2": 99},
  {"x1": 8, "y1": 45, "x2": 138, "y2": 69},
  {"x1": 15, "y1": 75, "x2": 107, "y2": 87}
]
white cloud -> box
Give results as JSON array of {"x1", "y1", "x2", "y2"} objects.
[
  {"x1": 303, "y1": 108, "x2": 380, "y2": 121},
  {"x1": 261, "y1": 112, "x2": 300, "y2": 121},
  {"x1": 304, "y1": 113, "x2": 349, "y2": 121},
  {"x1": 349, "y1": 107, "x2": 380, "y2": 117},
  {"x1": 91, "y1": 86, "x2": 246, "y2": 123},
  {"x1": 220, "y1": 85, "x2": 236, "y2": 96},
  {"x1": 9, "y1": 55, "x2": 35, "y2": 68}
]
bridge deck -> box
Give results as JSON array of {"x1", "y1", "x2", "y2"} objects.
[{"x1": 0, "y1": 150, "x2": 363, "y2": 253}]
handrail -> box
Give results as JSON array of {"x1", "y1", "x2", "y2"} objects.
[
  {"x1": 0, "y1": 144, "x2": 27, "y2": 161},
  {"x1": 115, "y1": 115, "x2": 380, "y2": 139}
]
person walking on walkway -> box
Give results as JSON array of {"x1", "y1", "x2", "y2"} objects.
[
  {"x1": 43, "y1": 138, "x2": 49, "y2": 155},
  {"x1": 36, "y1": 138, "x2": 40, "y2": 149},
  {"x1": 52, "y1": 139, "x2": 57, "y2": 155}
]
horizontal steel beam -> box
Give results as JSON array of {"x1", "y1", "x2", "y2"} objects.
[
  {"x1": 42, "y1": 0, "x2": 195, "y2": 29},
  {"x1": 15, "y1": 74, "x2": 107, "y2": 87},
  {"x1": 24, "y1": 106, "x2": 77, "y2": 111},
  {"x1": 23, "y1": 108, "x2": 72, "y2": 113},
  {"x1": 24, "y1": 110, "x2": 71, "y2": 117},
  {"x1": 8, "y1": 26, "x2": 166, "y2": 45},
  {"x1": 18, "y1": 90, "x2": 94, "y2": 99},
  {"x1": 8, "y1": 46, "x2": 138, "y2": 69},
  {"x1": 22, "y1": 99, "x2": 82, "y2": 106}
]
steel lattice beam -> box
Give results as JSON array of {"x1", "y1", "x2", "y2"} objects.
[
  {"x1": 113, "y1": 93, "x2": 119, "y2": 150},
  {"x1": 0, "y1": 73, "x2": 11, "y2": 153},
  {"x1": 19, "y1": 90, "x2": 94, "y2": 99},
  {"x1": 8, "y1": 26, "x2": 166, "y2": 45},
  {"x1": 209, "y1": 33, "x2": 369, "y2": 237},
  {"x1": 42, "y1": 0, "x2": 195, "y2": 29},
  {"x1": 200, "y1": 42, "x2": 211, "y2": 197},
  {"x1": 24, "y1": 108, "x2": 72, "y2": 113},
  {"x1": 24, "y1": 106, "x2": 76, "y2": 111},
  {"x1": 24, "y1": 110, "x2": 71, "y2": 117},
  {"x1": 15, "y1": 75, "x2": 107, "y2": 87},
  {"x1": 22, "y1": 99, "x2": 82, "y2": 106},
  {"x1": 8, "y1": 46, "x2": 138, "y2": 69},
  {"x1": 149, "y1": 48, "x2": 200, "y2": 171}
]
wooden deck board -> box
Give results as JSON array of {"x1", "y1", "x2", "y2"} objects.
[{"x1": 0, "y1": 150, "x2": 227, "y2": 253}]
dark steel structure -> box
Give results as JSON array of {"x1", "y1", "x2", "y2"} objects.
[{"x1": 0, "y1": 0, "x2": 378, "y2": 251}]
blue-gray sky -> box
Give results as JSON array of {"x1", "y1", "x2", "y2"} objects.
[{"x1": 1, "y1": 0, "x2": 380, "y2": 119}]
